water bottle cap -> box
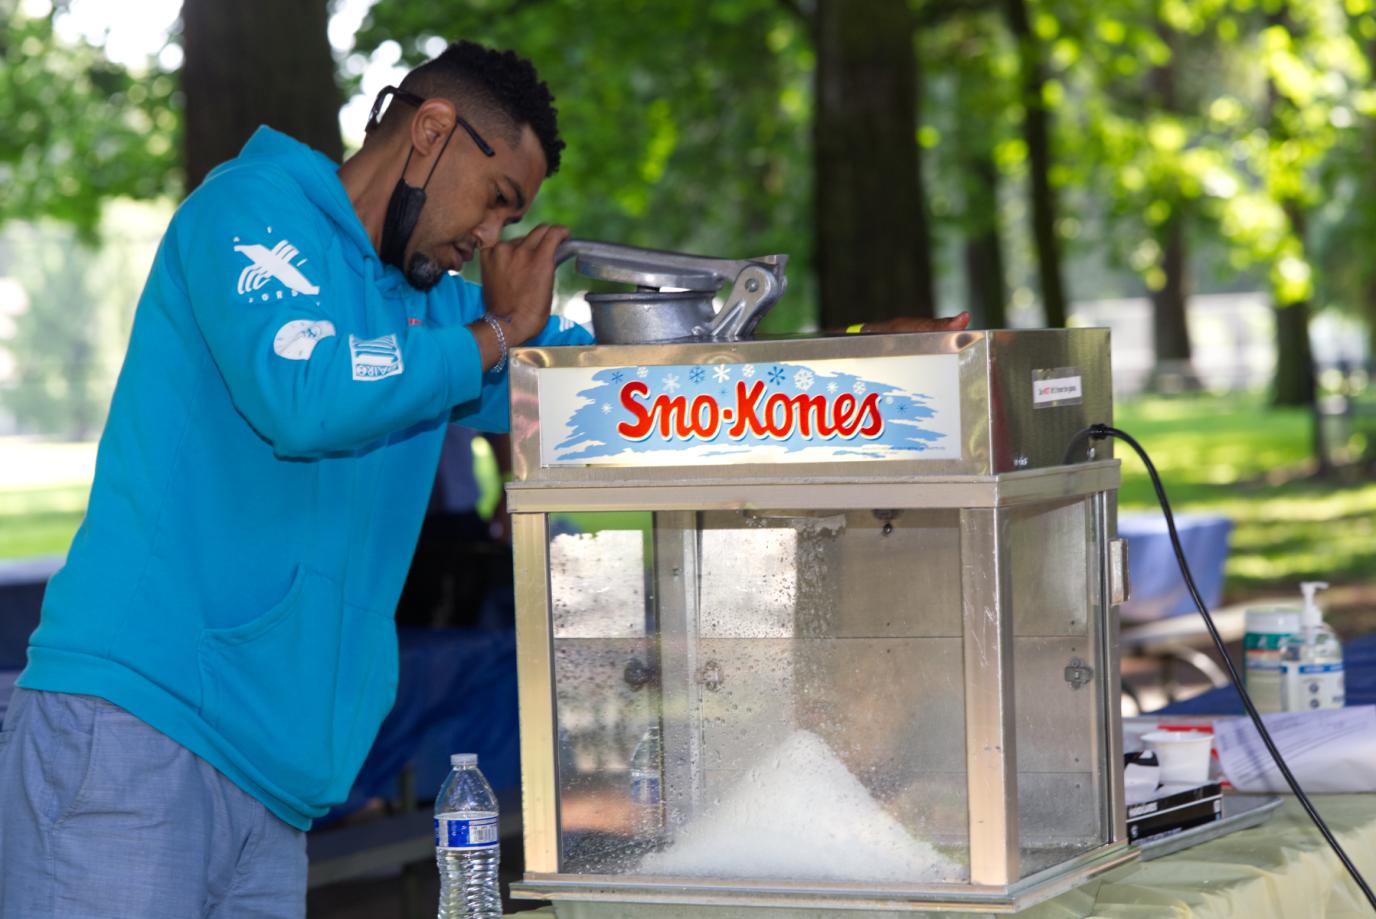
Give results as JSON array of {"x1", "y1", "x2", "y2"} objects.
[{"x1": 451, "y1": 753, "x2": 478, "y2": 768}]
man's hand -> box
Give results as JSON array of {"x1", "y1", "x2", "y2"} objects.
[
  {"x1": 478, "y1": 223, "x2": 570, "y2": 347},
  {"x1": 844, "y1": 311, "x2": 972, "y2": 334}
]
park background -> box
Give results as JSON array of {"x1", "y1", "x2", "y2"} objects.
[{"x1": 2, "y1": 0, "x2": 1375, "y2": 629}]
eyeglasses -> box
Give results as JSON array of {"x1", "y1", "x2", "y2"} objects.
[{"x1": 365, "y1": 85, "x2": 495, "y2": 157}]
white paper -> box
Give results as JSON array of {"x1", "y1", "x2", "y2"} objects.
[{"x1": 1213, "y1": 705, "x2": 1376, "y2": 793}]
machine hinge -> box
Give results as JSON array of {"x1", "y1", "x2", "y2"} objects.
[
  {"x1": 1109, "y1": 537, "x2": 1131, "y2": 606},
  {"x1": 1064, "y1": 657, "x2": 1094, "y2": 690}
]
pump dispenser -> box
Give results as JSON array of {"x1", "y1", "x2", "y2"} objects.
[{"x1": 1281, "y1": 581, "x2": 1345, "y2": 711}]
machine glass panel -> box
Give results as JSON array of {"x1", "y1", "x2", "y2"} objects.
[
  {"x1": 1011, "y1": 496, "x2": 1110, "y2": 876},
  {"x1": 549, "y1": 509, "x2": 971, "y2": 884}
]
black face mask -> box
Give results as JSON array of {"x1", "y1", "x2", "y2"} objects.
[{"x1": 378, "y1": 125, "x2": 457, "y2": 286}]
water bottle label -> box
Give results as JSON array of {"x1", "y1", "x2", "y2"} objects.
[{"x1": 435, "y1": 813, "x2": 499, "y2": 850}]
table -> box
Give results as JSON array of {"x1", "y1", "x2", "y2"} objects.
[
  {"x1": 501, "y1": 796, "x2": 1376, "y2": 917},
  {"x1": 1120, "y1": 605, "x2": 1249, "y2": 708},
  {"x1": 1155, "y1": 631, "x2": 1376, "y2": 716}
]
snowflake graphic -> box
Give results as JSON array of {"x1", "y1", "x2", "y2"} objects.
[
  {"x1": 884, "y1": 396, "x2": 894, "y2": 405},
  {"x1": 712, "y1": 364, "x2": 731, "y2": 383},
  {"x1": 826, "y1": 381, "x2": 838, "y2": 394},
  {"x1": 853, "y1": 380, "x2": 867, "y2": 394},
  {"x1": 664, "y1": 373, "x2": 681, "y2": 393},
  {"x1": 689, "y1": 367, "x2": 706, "y2": 384},
  {"x1": 610, "y1": 370, "x2": 625, "y2": 383},
  {"x1": 767, "y1": 366, "x2": 786, "y2": 386},
  {"x1": 794, "y1": 369, "x2": 815, "y2": 391},
  {"x1": 601, "y1": 403, "x2": 612, "y2": 414},
  {"x1": 636, "y1": 366, "x2": 649, "y2": 378},
  {"x1": 742, "y1": 364, "x2": 756, "y2": 378}
]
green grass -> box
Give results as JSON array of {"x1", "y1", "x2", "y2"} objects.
[
  {"x1": 0, "y1": 438, "x2": 95, "y2": 560},
  {"x1": 0, "y1": 483, "x2": 88, "y2": 560},
  {"x1": 1115, "y1": 394, "x2": 1376, "y2": 592}
]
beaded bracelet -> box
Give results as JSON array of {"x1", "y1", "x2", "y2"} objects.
[{"x1": 482, "y1": 313, "x2": 509, "y2": 374}]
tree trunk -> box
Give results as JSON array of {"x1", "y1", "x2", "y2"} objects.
[
  {"x1": 1004, "y1": 0, "x2": 1067, "y2": 327},
  {"x1": 1272, "y1": 300, "x2": 1315, "y2": 403},
  {"x1": 813, "y1": 0, "x2": 934, "y2": 329},
  {"x1": 1274, "y1": 205, "x2": 1318, "y2": 405},
  {"x1": 1146, "y1": 215, "x2": 1201, "y2": 391},
  {"x1": 1365, "y1": 36, "x2": 1376, "y2": 371},
  {"x1": 962, "y1": 154, "x2": 1008, "y2": 328},
  {"x1": 181, "y1": 0, "x2": 342, "y2": 193},
  {"x1": 1144, "y1": 23, "x2": 1198, "y2": 391},
  {"x1": 1261, "y1": 7, "x2": 1316, "y2": 411},
  {"x1": 954, "y1": 56, "x2": 1007, "y2": 329}
]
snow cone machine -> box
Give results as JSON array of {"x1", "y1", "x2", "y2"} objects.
[{"x1": 504, "y1": 243, "x2": 1133, "y2": 915}]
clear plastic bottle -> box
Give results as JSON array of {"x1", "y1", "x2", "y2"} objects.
[
  {"x1": 434, "y1": 753, "x2": 500, "y2": 919},
  {"x1": 1244, "y1": 606, "x2": 1301, "y2": 713},
  {"x1": 629, "y1": 725, "x2": 664, "y2": 840},
  {"x1": 1281, "y1": 581, "x2": 1345, "y2": 711}
]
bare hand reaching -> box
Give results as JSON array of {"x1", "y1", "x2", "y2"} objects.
[
  {"x1": 478, "y1": 224, "x2": 570, "y2": 347},
  {"x1": 843, "y1": 312, "x2": 972, "y2": 334}
]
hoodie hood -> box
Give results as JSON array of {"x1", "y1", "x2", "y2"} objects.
[{"x1": 216, "y1": 127, "x2": 379, "y2": 266}]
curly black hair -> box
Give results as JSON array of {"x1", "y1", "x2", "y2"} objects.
[{"x1": 396, "y1": 40, "x2": 564, "y2": 176}]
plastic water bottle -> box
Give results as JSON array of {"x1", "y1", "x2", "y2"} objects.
[
  {"x1": 629, "y1": 725, "x2": 664, "y2": 840},
  {"x1": 435, "y1": 753, "x2": 500, "y2": 919}
]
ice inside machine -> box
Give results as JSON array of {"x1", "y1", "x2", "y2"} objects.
[{"x1": 505, "y1": 329, "x2": 1134, "y2": 915}]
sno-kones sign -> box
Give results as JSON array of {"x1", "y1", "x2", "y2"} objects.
[{"x1": 536, "y1": 354, "x2": 962, "y2": 467}]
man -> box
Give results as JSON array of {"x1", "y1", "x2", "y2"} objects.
[
  {"x1": 0, "y1": 38, "x2": 968, "y2": 919},
  {"x1": 0, "y1": 40, "x2": 581, "y2": 918}
]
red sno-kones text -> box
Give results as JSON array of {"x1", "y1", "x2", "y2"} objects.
[{"x1": 616, "y1": 380, "x2": 884, "y2": 442}]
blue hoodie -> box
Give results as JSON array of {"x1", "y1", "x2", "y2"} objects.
[{"x1": 19, "y1": 127, "x2": 592, "y2": 830}]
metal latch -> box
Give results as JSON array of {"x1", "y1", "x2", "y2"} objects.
[
  {"x1": 1109, "y1": 537, "x2": 1131, "y2": 606},
  {"x1": 1064, "y1": 657, "x2": 1094, "y2": 690}
]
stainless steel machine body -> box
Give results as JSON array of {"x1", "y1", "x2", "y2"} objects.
[{"x1": 506, "y1": 329, "x2": 1133, "y2": 915}]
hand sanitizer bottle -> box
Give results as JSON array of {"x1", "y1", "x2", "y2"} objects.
[{"x1": 1281, "y1": 581, "x2": 1345, "y2": 711}]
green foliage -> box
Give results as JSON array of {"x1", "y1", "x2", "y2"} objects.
[
  {"x1": 0, "y1": 3, "x2": 180, "y2": 237},
  {"x1": 921, "y1": 8, "x2": 1020, "y2": 240},
  {"x1": 355, "y1": 0, "x2": 817, "y2": 332}
]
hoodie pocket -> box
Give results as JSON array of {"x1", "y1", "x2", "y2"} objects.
[{"x1": 198, "y1": 565, "x2": 398, "y2": 806}]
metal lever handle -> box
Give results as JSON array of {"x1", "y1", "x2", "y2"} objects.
[
  {"x1": 554, "y1": 238, "x2": 789, "y2": 341},
  {"x1": 703, "y1": 262, "x2": 787, "y2": 341},
  {"x1": 554, "y1": 238, "x2": 784, "y2": 290}
]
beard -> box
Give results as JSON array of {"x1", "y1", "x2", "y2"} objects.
[{"x1": 404, "y1": 250, "x2": 446, "y2": 292}]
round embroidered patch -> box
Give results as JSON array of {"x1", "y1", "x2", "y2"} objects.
[{"x1": 273, "y1": 319, "x2": 336, "y2": 360}]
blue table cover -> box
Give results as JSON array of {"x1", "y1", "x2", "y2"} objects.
[
  {"x1": 1118, "y1": 512, "x2": 1233, "y2": 622},
  {"x1": 1154, "y1": 632, "x2": 1376, "y2": 715}
]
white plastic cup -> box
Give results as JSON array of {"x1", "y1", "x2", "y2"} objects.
[{"x1": 1142, "y1": 730, "x2": 1213, "y2": 786}]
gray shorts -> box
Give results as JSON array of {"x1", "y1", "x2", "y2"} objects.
[{"x1": 0, "y1": 688, "x2": 306, "y2": 918}]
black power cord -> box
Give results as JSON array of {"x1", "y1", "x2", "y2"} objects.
[{"x1": 1068, "y1": 422, "x2": 1376, "y2": 911}]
